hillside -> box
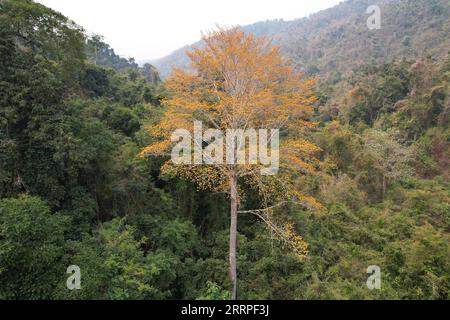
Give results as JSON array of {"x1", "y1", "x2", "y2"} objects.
[
  {"x1": 86, "y1": 35, "x2": 161, "y2": 84},
  {"x1": 153, "y1": 0, "x2": 450, "y2": 79}
]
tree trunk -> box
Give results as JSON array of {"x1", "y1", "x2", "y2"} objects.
[{"x1": 229, "y1": 171, "x2": 238, "y2": 300}]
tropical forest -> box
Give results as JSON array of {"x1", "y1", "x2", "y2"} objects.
[{"x1": 0, "y1": 0, "x2": 449, "y2": 300}]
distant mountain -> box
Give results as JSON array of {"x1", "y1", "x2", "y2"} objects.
[{"x1": 153, "y1": 0, "x2": 450, "y2": 80}]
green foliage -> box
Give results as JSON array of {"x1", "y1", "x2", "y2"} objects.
[
  {"x1": 347, "y1": 62, "x2": 411, "y2": 126},
  {"x1": 0, "y1": 195, "x2": 67, "y2": 299},
  {"x1": 0, "y1": 0, "x2": 448, "y2": 301},
  {"x1": 58, "y1": 218, "x2": 178, "y2": 300},
  {"x1": 86, "y1": 35, "x2": 139, "y2": 71},
  {"x1": 197, "y1": 281, "x2": 231, "y2": 300}
]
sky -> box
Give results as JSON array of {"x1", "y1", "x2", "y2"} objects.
[{"x1": 36, "y1": 0, "x2": 343, "y2": 61}]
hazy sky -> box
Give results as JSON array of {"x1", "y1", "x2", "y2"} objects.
[{"x1": 37, "y1": 0, "x2": 343, "y2": 61}]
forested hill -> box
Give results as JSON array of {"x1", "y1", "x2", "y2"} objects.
[
  {"x1": 85, "y1": 35, "x2": 161, "y2": 84},
  {"x1": 153, "y1": 0, "x2": 450, "y2": 79}
]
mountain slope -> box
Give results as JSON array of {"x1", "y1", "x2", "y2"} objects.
[{"x1": 153, "y1": 0, "x2": 450, "y2": 79}]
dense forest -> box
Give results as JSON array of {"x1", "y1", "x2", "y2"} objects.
[{"x1": 0, "y1": 0, "x2": 449, "y2": 300}]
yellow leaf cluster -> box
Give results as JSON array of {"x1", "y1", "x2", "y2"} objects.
[{"x1": 140, "y1": 27, "x2": 325, "y2": 258}]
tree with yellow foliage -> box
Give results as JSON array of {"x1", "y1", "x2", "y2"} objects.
[{"x1": 141, "y1": 27, "x2": 322, "y2": 299}]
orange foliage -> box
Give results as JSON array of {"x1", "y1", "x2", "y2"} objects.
[{"x1": 141, "y1": 27, "x2": 323, "y2": 258}]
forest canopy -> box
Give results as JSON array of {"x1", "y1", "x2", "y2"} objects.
[{"x1": 0, "y1": 0, "x2": 448, "y2": 300}]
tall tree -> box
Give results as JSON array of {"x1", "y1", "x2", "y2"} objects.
[{"x1": 141, "y1": 27, "x2": 322, "y2": 299}]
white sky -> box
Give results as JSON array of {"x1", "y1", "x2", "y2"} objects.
[{"x1": 36, "y1": 0, "x2": 343, "y2": 61}]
